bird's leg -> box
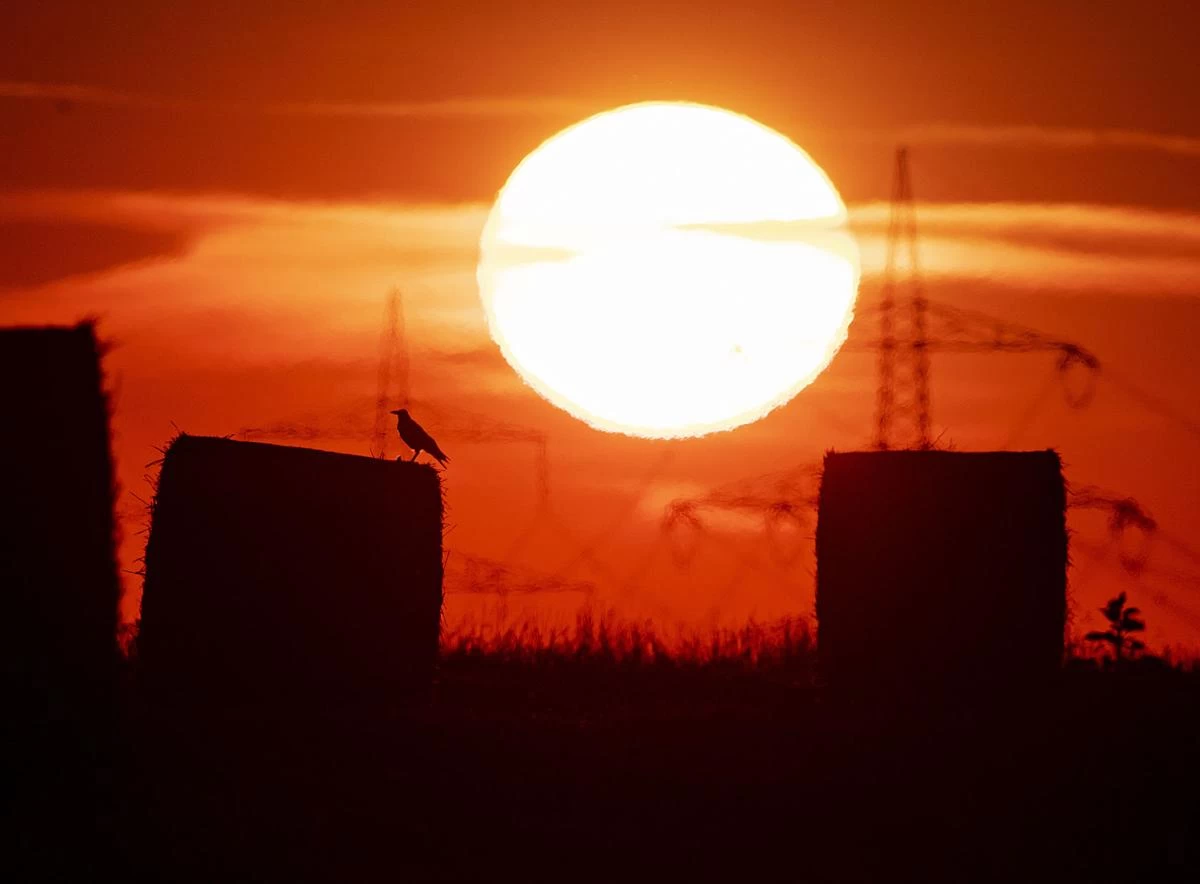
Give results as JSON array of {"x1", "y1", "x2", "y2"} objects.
[{"x1": 410, "y1": 449, "x2": 419, "y2": 462}]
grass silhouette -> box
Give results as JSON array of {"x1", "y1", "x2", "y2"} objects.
[{"x1": 443, "y1": 608, "x2": 815, "y2": 669}]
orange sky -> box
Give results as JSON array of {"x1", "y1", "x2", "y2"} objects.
[{"x1": 3, "y1": 2, "x2": 1200, "y2": 649}]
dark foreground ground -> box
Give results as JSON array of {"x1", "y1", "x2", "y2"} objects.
[{"x1": 11, "y1": 653, "x2": 1200, "y2": 883}]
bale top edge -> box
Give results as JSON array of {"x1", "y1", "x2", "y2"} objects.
[
  {"x1": 823, "y1": 448, "x2": 1062, "y2": 462},
  {"x1": 164, "y1": 433, "x2": 440, "y2": 473},
  {"x1": 0, "y1": 321, "x2": 100, "y2": 339}
]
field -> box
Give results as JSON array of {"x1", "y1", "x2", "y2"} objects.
[{"x1": 14, "y1": 616, "x2": 1197, "y2": 883}]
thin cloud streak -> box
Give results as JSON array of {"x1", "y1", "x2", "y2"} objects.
[
  {"x1": 271, "y1": 97, "x2": 593, "y2": 119},
  {"x1": 7, "y1": 189, "x2": 1200, "y2": 300},
  {"x1": 0, "y1": 80, "x2": 591, "y2": 119},
  {"x1": 685, "y1": 202, "x2": 1200, "y2": 295},
  {"x1": 8, "y1": 80, "x2": 1200, "y2": 160},
  {"x1": 883, "y1": 123, "x2": 1200, "y2": 160},
  {"x1": 848, "y1": 202, "x2": 1200, "y2": 260}
]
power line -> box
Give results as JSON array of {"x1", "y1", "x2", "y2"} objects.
[
  {"x1": 549, "y1": 446, "x2": 678, "y2": 579},
  {"x1": 1001, "y1": 367, "x2": 1061, "y2": 450},
  {"x1": 1100, "y1": 366, "x2": 1200, "y2": 442}
]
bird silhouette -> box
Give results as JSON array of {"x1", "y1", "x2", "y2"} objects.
[{"x1": 390, "y1": 408, "x2": 449, "y2": 466}]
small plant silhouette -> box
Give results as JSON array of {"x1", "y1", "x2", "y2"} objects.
[{"x1": 1085, "y1": 592, "x2": 1146, "y2": 665}]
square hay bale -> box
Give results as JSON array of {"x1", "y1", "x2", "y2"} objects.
[
  {"x1": 816, "y1": 450, "x2": 1066, "y2": 695},
  {"x1": 0, "y1": 323, "x2": 119, "y2": 710},
  {"x1": 138, "y1": 435, "x2": 443, "y2": 705}
]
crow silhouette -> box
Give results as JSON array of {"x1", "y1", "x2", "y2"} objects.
[{"x1": 390, "y1": 409, "x2": 449, "y2": 466}]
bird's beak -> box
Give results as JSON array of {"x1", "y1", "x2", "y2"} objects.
[{"x1": 389, "y1": 410, "x2": 401, "y2": 415}]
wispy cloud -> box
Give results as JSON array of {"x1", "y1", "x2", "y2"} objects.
[
  {"x1": 0, "y1": 219, "x2": 191, "y2": 290},
  {"x1": 8, "y1": 189, "x2": 1200, "y2": 306},
  {"x1": 269, "y1": 97, "x2": 592, "y2": 119},
  {"x1": 686, "y1": 202, "x2": 1200, "y2": 296},
  {"x1": 0, "y1": 80, "x2": 591, "y2": 119},
  {"x1": 878, "y1": 123, "x2": 1200, "y2": 160},
  {"x1": 848, "y1": 202, "x2": 1200, "y2": 260},
  {"x1": 0, "y1": 188, "x2": 491, "y2": 250},
  {"x1": 10, "y1": 80, "x2": 1200, "y2": 162},
  {"x1": 848, "y1": 202, "x2": 1200, "y2": 296}
]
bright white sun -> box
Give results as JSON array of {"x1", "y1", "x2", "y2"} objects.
[{"x1": 478, "y1": 101, "x2": 859, "y2": 438}]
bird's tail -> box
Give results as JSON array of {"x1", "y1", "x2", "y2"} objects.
[{"x1": 433, "y1": 450, "x2": 450, "y2": 466}]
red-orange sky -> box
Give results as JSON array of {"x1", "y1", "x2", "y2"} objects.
[{"x1": 3, "y1": 2, "x2": 1200, "y2": 649}]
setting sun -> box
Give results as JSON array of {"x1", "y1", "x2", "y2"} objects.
[{"x1": 478, "y1": 101, "x2": 859, "y2": 438}]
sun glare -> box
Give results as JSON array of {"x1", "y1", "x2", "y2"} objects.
[{"x1": 478, "y1": 101, "x2": 859, "y2": 438}]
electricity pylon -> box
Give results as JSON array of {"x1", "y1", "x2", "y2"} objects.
[
  {"x1": 874, "y1": 146, "x2": 932, "y2": 450},
  {"x1": 372, "y1": 287, "x2": 410, "y2": 459}
]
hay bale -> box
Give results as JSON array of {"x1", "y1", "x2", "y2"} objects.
[
  {"x1": 0, "y1": 323, "x2": 119, "y2": 711},
  {"x1": 138, "y1": 435, "x2": 443, "y2": 705},
  {"x1": 816, "y1": 450, "x2": 1066, "y2": 695}
]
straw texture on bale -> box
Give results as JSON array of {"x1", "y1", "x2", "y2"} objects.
[
  {"x1": 139, "y1": 435, "x2": 443, "y2": 704},
  {"x1": 816, "y1": 450, "x2": 1067, "y2": 694},
  {"x1": 0, "y1": 323, "x2": 119, "y2": 710}
]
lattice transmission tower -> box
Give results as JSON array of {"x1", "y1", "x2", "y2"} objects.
[
  {"x1": 372, "y1": 286, "x2": 410, "y2": 459},
  {"x1": 874, "y1": 146, "x2": 932, "y2": 450},
  {"x1": 867, "y1": 148, "x2": 1104, "y2": 448}
]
